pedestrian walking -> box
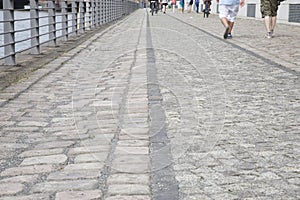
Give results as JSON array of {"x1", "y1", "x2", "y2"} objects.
[
  {"x1": 180, "y1": 0, "x2": 185, "y2": 13},
  {"x1": 172, "y1": 0, "x2": 177, "y2": 12},
  {"x1": 161, "y1": 0, "x2": 169, "y2": 13},
  {"x1": 195, "y1": 0, "x2": 200, "y2": 13},
  {"x1": 187, "y1": 0, "x2": 193, "y2": 12},
  {"x1": 261, "y1": 0, "x2": 279, "y2": 38},
  {"x1": 216, "y1": 0, "x2": 245, "y2": 39}
]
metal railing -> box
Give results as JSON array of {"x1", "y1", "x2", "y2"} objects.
[{"x1": 0, "y1": 0, "x2": 139, "y2": 65}]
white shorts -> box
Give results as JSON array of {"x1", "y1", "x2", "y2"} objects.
[{"x1": 219, "y1": 5, "x2": 239, "y2": 22}]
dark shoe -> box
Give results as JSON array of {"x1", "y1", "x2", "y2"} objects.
[{"x1": 223, "y1": 26, "x2": 229, "y2": 39}]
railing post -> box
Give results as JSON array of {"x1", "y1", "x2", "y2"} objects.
[
  {"x1": 85, "y1": 0, "x2": 91, "y2": 30},
  {"x1": 113, "y1": 0, "x2": 115, "y2": 21},
  {"x1": 62, "y1": 0, "x2": 68, "y2": 41},
  {"x1": 79, "y1": 0, "x2": 84, "y2": 33},
  {"x1": 3, "y1": 0, "x2": 15, "y2": 65},
  {"x1": 72, "y1": 0, "x2": 78, "y2": 35},
  {"x1": 110, "y1": 0, "x2": 112, "y2": 22},
  {"x1": 48, "y1": 0, "x2": 56, "y2": 46},
  {"x1": 100, "y1": 0, "x2": 103, "y2": 25},
  {"x1": 91, "y1": 0, "x2": 96, "y2": 28},
  {"x1": 119, "y1": 0, "x2": 122, "y2": 18},
  {"x1": 99, "y1": 0, "x2": 102, "y2": 25},
  {"x1": 105, "y1": 0, "x2": 108, "y2": 23},
  {"x1": 30, "y1": 0, "x2": 40, "y2": 54},
  {"x1": 109, "y1": 0, "x2": 111, "y2": 22},
  {"x1": 95, "y1": 0, "x2": 99, "y2": 26}
]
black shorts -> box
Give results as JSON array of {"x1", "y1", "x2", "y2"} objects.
[{"x1": 162, "y1": 3, "x2": 168, "y2": 6}]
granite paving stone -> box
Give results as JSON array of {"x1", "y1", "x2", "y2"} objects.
[
  {"x1": 55, "y1": 190, "x2": 102, "y2": 200},
  {"x1": 30, "y1": 180, "x2": 99, "y2": 193},
  {"x1": 0, "y1": 8, "x2": 299, "y2": 200}
]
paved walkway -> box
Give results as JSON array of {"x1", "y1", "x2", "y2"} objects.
[{"x1": 0, "y1": 9, "x2": 299, "y2": 200}]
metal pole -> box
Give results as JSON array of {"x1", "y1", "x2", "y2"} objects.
[
  {"x1": 48, "y1": 0, "x2": 56, "y2": 46},
  {"x1": 95, "y1": 0, "x2": 99, "y2": 26},
  {"x1": 109, "y1": 0, "x2": 113, "y2": 22},
  {"x1": 3, "y1": 0, "x2": 15, "y2": 65},
  {"x1": 30, "y1": 0, "x2": 40, "y2": 54},
  {"x1": 91, "y1": 0, "x2": 96, "y2": 27},
  {"x1": 72, "y1": 0, "x2": 78, "y2": 35},
  {"x1": 79, "y1": 0, "x2": 84, "y2": 33},
  {"x1": 105, "y1": 0, "x2": 107, "y2": 23},
  {"x1": 100, "y1": 0, "x2": 103, "y2": 25},
  {"x1": 86, "y1": 0, "x2": 91, "y2": 30},
  {"x1": 62, "y1": 0, "x2": 68, "y2": 40},
  {"x1": 113, "y1": 0, "x2": 115, "y2": 21}
]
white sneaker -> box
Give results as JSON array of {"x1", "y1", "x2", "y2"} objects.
[{"x1": 265, "y1": 32, "x2": 272, "y2": 39}]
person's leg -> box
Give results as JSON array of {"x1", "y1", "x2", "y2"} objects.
[
  {"x1": 227, "y1": 5, "x2": 239, "y2": 37},
  {"x1": 228, "y1": 21, "x2": 234, "y2": 33},
  {"x1": 221, "y1": 17, "x2": 229, "y2": 28},
  {"x1": 219, "y1": 5, "x2": 230, "y2": 38},
  {"x1": 264, "y1": 16, "x2": 271, "y2": 33},
  {"x1": 270, "y1": 16, "x2": 276, "y2": 33},
  {"x1": 221, "y1": 17, "x2": 230, "y2": 38},
  {"x1": 270, "y1": 0, "x2": 278, "y2": 34}
]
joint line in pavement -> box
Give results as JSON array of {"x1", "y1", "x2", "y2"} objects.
[{"x1": 146, "y1": 11, "x2": 180, "y2": 200}]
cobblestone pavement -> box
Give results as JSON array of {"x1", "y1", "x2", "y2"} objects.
[{"x1": 0, "y1": 9, "x2": 299, "y2": 200}]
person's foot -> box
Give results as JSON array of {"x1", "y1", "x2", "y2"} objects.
[
  {"x1": 223, "y1": 26, "x2": 229, "y2": 39},
  {"x1": 227, "y1": 33, "x2": 232, "y2": 39},
  {"x1": 265, "y1": 32, "x2": 272, "y2": 39},
  {"x1": 270, "y1": 29, "x2": 274, "y2": 37}
]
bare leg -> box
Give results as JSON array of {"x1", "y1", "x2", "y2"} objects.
[
  {"x1": 264, "y1": 16, "x2": 271, "y2": 32},
  {"x1": 271, "y1": 16, "x2": 276, "y2": 31},
  {"x1": 221, "y1": 17, "x2": 229, "y2": 28},
  {"x1": 221, "y1": 17, "x2": 230, "y2": 39},
  {"x1": 228, "y1": 21, "x2": 234, "y2": 34}
]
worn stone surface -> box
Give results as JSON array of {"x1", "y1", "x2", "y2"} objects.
[
  {"x1": 107, "y1": 184, "x2": 150, "y2": 196},
  {"x1": 55, "y1": 190, "x2": 102, "y2": 200},
  {"x1": 0, "y1": 8, "x2": 299, "y2": 200},
  {"x1": 0, "y1": 183, "x2": 24, "y2": 196},
  {"x1": 20, "y1": 154, "x2": 67, "y2": 166},
  {"x1": 31, "y1": 180, "x2": 99, "y2": 193}
]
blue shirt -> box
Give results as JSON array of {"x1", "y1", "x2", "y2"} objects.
[{"x1": 219, "y1": 0, "x2": 240, "y2": 5}]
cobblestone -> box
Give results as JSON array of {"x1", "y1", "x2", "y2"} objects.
[
  {"x1": 107, "y1": 184, "x2": 150, "y2": 195},
  {"x1": 1, "y1": 165, "x2": 56, "y2": 177},
  {"x1": 0, "y1": 8, "x2": 299, "y2": 200},
  {"x1": 31, "y1": 180, "x2": 98, "y2": 193},
  {"x1": 55, "y1": 190, "x2": 102, "y2": 200},
  {"x1": 20, "y1": 154, "x2": 67, "y2": 166},
  {"x1": 0, "y1": 182, "x2": 24, "y2": 195}
]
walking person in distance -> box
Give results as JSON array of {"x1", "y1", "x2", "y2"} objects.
[
  {"x1": 161, "y1": 0, "x2": 169, "y2": 14},
  {"x1": 180, "y1": 0, "x2": 185, "y2": 13},
  {"x1": 172, "y1": 0, "x2": 177, "y2": 12},
  {"x1": 261, "y1": 0, "x2": 279, "y2": 38},
  {"x1": 187, "y1": 0, "x2": 194, "y2": 13},
  {"x1": 216, "y1": 0, "x2": 245, "y2": 39},
  {"x1": 195, "y1": 0, "x2": 200, "y2": 13}
]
